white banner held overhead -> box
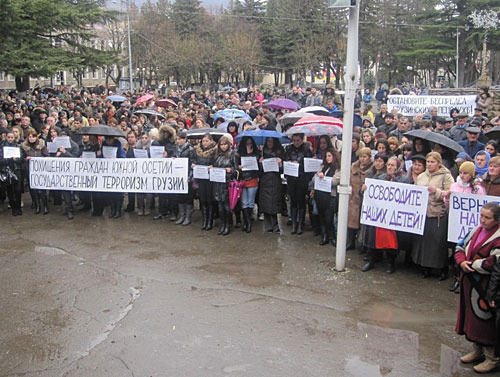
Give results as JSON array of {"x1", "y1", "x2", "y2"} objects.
[
  {"x1": 360, "y1": 178, "x2": 429, "y2": 235},
  {"x1": 387, "y1": 95, "x2": 476, "y2": 117},
  {"x1": 29, "y1": 157, "x2": 188, "y2": 194},
  {"x1": 448, "y1": 192, "x2": 500, "y2": 243}
]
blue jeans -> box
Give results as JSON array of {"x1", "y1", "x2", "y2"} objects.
[{"x1": 241, "y1": 186, "x2": 258, "y2": 209}]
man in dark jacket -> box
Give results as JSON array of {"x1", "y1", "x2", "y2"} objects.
[
  {"x1": 458, "y1": 127, "x2": 485, "y2": 158},
  {"x1": 374, "y1": 103, "x2": 389, "y2": 128}
]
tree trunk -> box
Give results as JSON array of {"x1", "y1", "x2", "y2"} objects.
[
  {"x1": 325, "y1": 63, "x2": 331, "y2": 85},
  {"x1": 15, "y1": 75, "x2": 30, "y2": 92}
]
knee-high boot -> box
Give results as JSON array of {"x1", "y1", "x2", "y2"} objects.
[
  {"x1": 206, "y1": 204, "x2": 214, "y2": 231},
  {"x1": 362, "y1": 248, "x2": 376, "y2": 272},
  {"x1": 297, "y1": 208, "x2": 305, "y2": 235},
  {"x1": 200, "y1": 203, "x2": 208, "y2": 230},
  {"x1": 291, "y1": 208, "x2": 298, "y2": 234}
]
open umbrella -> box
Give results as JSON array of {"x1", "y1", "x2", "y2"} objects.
[
  {"x1": 267, "y1": 99, "x2": 300, "y2": 111},
  {"x1": 222, "y1": 86, "x2": 233, "y2": 91},
  {"x1": 238, "y1": 88, "x2": 248, "y2": 93},
  {"x1": 286, "y1": 124, "x2": 343, "y2": 137},
  {"x1": 485, "y1": 126, "x2": 500, "y2": 141},
  {"x1": 295, "y1": 115, "x2": 344, "y2": 128},
  {"x1": 279, "y1": 111, "x2": 311, "y2": 127},
  {"x1": 136, "y1": 93, "x2": 154, "y2": 104},
  {"x1": 77, "y1": 125, "x2": 126, "y2": 138},
  {"x1": 327, "y1": 110, "x2": 363, "y2": 127},
  {"x1": 186, "y1": 127, "x2": 227, "y2": 140},
  {"x1": 235, "y1": 129, "x2": 290, "y2": 146},
  {"x1": 404, "y1": 129, "x2": 465, "y2": 153},
  {"x1": 301, "y1": 106, "x2": 330, "y2": 116},
  {"x1": 105, "y1": 95, "x2": 126, "y2": 102},
  {"x1": 134, "y1": 109, "x2": 166, "y2": 119},
  {"x1": 214, "y1": 109, "x2": 251, "y2": 121},
  {"x1": 156, "y1": 98, "x2": 178, "y2": 108}
]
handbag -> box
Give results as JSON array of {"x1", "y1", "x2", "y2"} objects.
[
  {"x1": 0, "y1": 166, "x2": 18, "y2": 185},
  {"x1": 375, "y1": 227, "x2": 398, "y2": 250}
]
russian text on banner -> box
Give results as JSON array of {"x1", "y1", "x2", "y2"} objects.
[
  {"x1": 360, "y1": 178, "x2": 429, "y2": 235},
  {"x1": 448, "y1": 192, "x2": 500, "y2": 243},
  {"x1": 29, "y1": 157, "x2": 189, "y2": 194},
  {"x1": 387, "y1": 95, "x2": 476, "y2": 117}
]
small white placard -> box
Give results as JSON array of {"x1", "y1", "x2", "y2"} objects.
[
  {"x1": 241, "y1": 156, "x2": 258, "y2": 171},
  {"x1": 405, "y1": 159, "x2": 413, "y2": 171},
  {"x1": 134, "y1": 149, "x2": 149, "y2": 158},
  {"x1": 314, "y1": 176, "x2": 333, "y2": 193},
  {"x1": 54, "y1": 136, "x2": 71, "y2": 149},
  {"x1": 82, "y1": 151, "x2": 96, "y2": 159},
  {"x1": 149, "y1": 146, "x2": 165, "y2": 159},
  {"x1": 209, "y1": 167, "x2": 226, "y2": 183},
  {"x1": 102, "y1": 146, "x2": 117, "y2": 159},
  {"x1": 283, "y1": 161, "x2": 299, "y2": 177},
  {"x1": 193, "y1": 165, "x2": 210, "y2": 179},
  {"x1": 47, "y1": 142, "x2": 58, "y2": 153},
  {"x1": 304, "y1": 158, "x2": 322, "y2": 173},
  {"x1": 3, "y1": 146, "x2": 21, "y2": 159},
  {"x1": 262, "y1": 158, "x2": 279, "y2": 173},
  {"x1": 371, "y1": 150, "x2": 378, "y2": 159}
]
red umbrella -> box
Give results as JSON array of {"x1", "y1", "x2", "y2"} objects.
[
  {"x1": 136, "y1": 93, "x2": 154, "y2": 104},
  {"x1": 294, "y1": 115, "x2": 344, "y2": 128},
  {"x1": 156, "y1": 98, "x2": 178, "y2": 108}
]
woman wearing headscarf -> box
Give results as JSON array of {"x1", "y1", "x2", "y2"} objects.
[
  {"x1": 475, "y1": 150, "x2": 491, "y2": 178},
  {"x1": 480, "y1": 156, "x2": 500, "y2": 197},
  {"x1": 413, "y1": 152, "x2": 454, "y2": 279}
]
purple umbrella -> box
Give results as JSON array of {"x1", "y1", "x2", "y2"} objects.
[{"x1": 267, "y1": 99, "x2": 300, "y2": 111}]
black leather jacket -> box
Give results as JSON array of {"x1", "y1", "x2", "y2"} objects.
[{"x1": 284, "y1": 142, "x2": 313, "y2": 175}]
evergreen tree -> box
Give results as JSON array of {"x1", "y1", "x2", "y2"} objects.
[{"x1": 170, "y1": 0, "x2": 204, "y2": 39}]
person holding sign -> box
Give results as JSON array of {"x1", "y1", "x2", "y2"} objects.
[
  {"x1": 0, "y1": 131, "x2": 24, "y2": 216},
  {"x1": 135, "y1": 133, "x2": 153, "y2": 216},
  {"x1": 79, "y1": 134, "x2": 100, "y2": 212},
  {"x1": 413, "y1": 152, "x2": 454, "y2": 279},
  {"x1": 259, "y1": 137, "x2": 284, "y2": 234},
  {"x1": 235, "y1": 137, "x2": 260, "y2": 233},
  {"x1": 124, "y1": 131, "x2": 139, "y2": 214},
  {"x1": 455, "y1": 202, "x2": 500, "y2": 373},
  {"x1": 21, "y1": 128, "x2": 48, "y2": 215},
  {"x1": 174, "y1": 130, "x2": 196, "y2": 226},
  {"x1": 284, "y1": 133, "x2": 314, "y2": 235},
  {"x1": 193, "y1": 133, "x2": 218, "y2": 231},
  {"x1": 313, "y1": 149, "x2": 340, "y2": 246},
  {"x1": 211, "y1": 136, "x2": 236, "y2": 236}
]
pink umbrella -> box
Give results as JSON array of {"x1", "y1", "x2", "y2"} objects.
[
  {"x1": 136, "y1": 93, "x2": 154, "y2": 104},
  {"x1": 294, "y1": 115, "x2": 344, "y2": 128},
  {"x1": 156, "y1": 98, "x2": 178, "y2": 108},
  {"x1": 229, "y1": 180, "x2": 245, "y2": 211}
]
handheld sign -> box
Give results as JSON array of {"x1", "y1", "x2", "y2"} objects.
[
  {"x1": 314, "y1": 176, "x2": 332, "y2": 193},
  {"x1": 262, "y1": 158, "x2": 279, "y2": 173},
  {"x1": 360, "y1": 178, "x2": 429, "y2": 235},
  {"x1": 209, "y1": 167, "x2": 226, "y2": 183},
  {"x1": 3, "y1": 146, "x2": 21, "y2": 159},
  {"x1": 102, "y1": 146, "x2": 117, "y2": 159},
  {"x1": 82, "y1": 151, "x2": 96, "y2": 159},
  {"x1": 241, "y1": 156, "x2": 258, "y2": 171},
  {"x1": 149, "y1": 146, "x2": 165, "y2": 159},
  {"x1": 47, "y1": 142, "x2": 58, "y2": 153},
  {"x1": 54, "y1": 136, "x2": 71, "y2": 149},
  {"x1": 304, "y1": 158, "x2": 322, "y2": 173},
  {"x1": 193, "y1": 165, "x2": 210, "y2": 180},
  {"x1": 133, "y1": 149, "x2": 148, "y2": 158},
  {"x1": 283, "y1": 161, "x2": 299, "y2": 177}
]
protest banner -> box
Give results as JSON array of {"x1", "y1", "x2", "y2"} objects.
[
  {"x1": 29, "y1": 157, "x2": 188, "y2": 194},
  {"x1": 360, "y1": 178, "x2": 429, "y2": 235},
  {"x1": 387, "y1": 95, "x2": 476, "y2": 117},
  {"x1": 448, "y1": 192, "x2": 500, "y2": 243}
]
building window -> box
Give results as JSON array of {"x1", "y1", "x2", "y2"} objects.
[
  {"x1": 82, "y1": 68, "x2": 89, "y2": 80},
  {"x1": 92, "y1": 69, "x2": 99, "y2": 79},
  {"x1": 0, "y1": 72, "x2": 4, "y2": 81},
  {"x1": 7, "y1": 74, "x2": 15, "y2": 81}
]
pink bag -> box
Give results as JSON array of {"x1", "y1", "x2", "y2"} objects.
[{"x1": 229, "y1": 180, "x2": 245, "y2": 211}]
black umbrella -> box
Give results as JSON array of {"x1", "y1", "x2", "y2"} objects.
[
  {"x1": 77, "y1": 125, "x2": 126, "y2": 138},
  {"x1": 186, "y1": 127, "x2": 227, "y2": 140},
  {"x1": 134, "y1": 109, "x2": 166, "y2": 119},
  {"x1": 485, "y1": 126, "x2": 500, "y2": 141},
  {"x1": 404, "y1": 129, "x2": 464, "y2": 154}
]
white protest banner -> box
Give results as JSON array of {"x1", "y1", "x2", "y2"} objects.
[
  {"x1": 133, "y1": 149, "x2": 148, "y2": 158},
  {"x1": 54, "y1": 136, "x2": 71, "y2": 149},
  {"x1": 29, "y1": 157, "x2": 188, "y2": 194},
  {"x1": 193, "y1": 165, "x2": 209, "y2": 180},
  {"x1": 314, "y1": 176, "x2": 332, "y2": 193},
  {"x1": 262, "y1": 158, "x2": 279, "y2": 173},
  {"x1": 387, "y1": 95, "x2": 476, "y2": 117},
  {"x1": 209, "y1": 167, "x2": 226, "y2": 183},
  {"x1": 81, "y1": 151, "x2": 96, "y2": 159},
  {"x1": 149, "y1": 146, "x2": 165, "y2": 159},
  {"x1": 360, "y1": 178, "x2": 429, "y2": 235},
  {"x1": 448, "y1": 192, "x2": 500, "y2": 243},
  {"x1": 3, "y1": 146, "x2": 21, "y2": 159},
  {"x1": 102, "y1": 146, "x2": 117, "y2": 159},
  {"x1": 283, "y1": 161, "x2": 299, "y2": 177},
  {"x1": 304, "y1": 158, "x2": 322, "y2": 173},
  {"x1": 47, "y1": 142, "x2": 58, "y2": 153},
  {"x1": 241, "y1": 156, "x2": 258, "y2": 171}
]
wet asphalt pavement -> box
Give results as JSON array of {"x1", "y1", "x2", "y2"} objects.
[{"x1": 0, "y1": 201, "x2": 480, "y2": 377}]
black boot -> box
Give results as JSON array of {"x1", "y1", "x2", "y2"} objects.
[
  {"x1": 234, "y1": 211, "x2": 242, "y2": 228},
  {"x1": 311, "y1": 214, "x2": 321, "y2": 236},
  {"x1": 386, "y1": 250, "x2": 396, "y2": 274},
  {"x1": 40, "y1": 193, "x2": 49, "y2": 215},
  {"x1": 272, "y1": 214, "x2": 280, "y2": 234},
  {"x1": 346, "y1": 228, "x2": 357, "y2": 250},
  {"x1": 297, "y1": 209, "x2": 305, "y2": 235},
  {"x1": 241, "y1": 209, "x2": 248, "y2": 232},
  {"x1": 217, "y1": 208, "x2": 226, "y2": 235},
  {"x1": 200, "y1": 204, "x2": 208, "y2": 230},
  {"x1": 32, "y1": 191, "x2": 41, "y2": 214},
  {"x1": 223, "y1": 212, "x2": 231, "y2": 236},
  {"x1": 206, "y1": 204, "x2": 214, "y2": 231},
  {"x1": 362, "y1": 249, "x2": 376, "y2": 272},
  {"x1": 319, "y1": 226, "x2": 329, "y2": 245},
  {"x1": 245, "y1": 208, "x2": 253, "y2": 233},
  {"x1": 109, "y1": 201, "x2": 116, "y2": 218},
  {"x1": 291, "y1": 208, "x2": 298, "y2": 234}
]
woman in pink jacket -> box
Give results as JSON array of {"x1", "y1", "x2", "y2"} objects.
[{"x1": 445, "y1": 161, "x2": 486, "y2": 208}]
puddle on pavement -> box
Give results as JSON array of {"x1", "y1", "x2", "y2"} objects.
[{"x1": 198, "y1": 262, "x2": 282, "y2": 287}]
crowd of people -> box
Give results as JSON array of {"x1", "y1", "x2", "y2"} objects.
[{"x1": 0, "y1": 83, "x2": 500, "y2": 371}]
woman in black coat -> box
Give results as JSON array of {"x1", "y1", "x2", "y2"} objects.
[
  {"x1": 0, "y1": 130, "x2": 24, "y2": 216},
  {"x1": 258, "y1": 137, "x2": 284, "y2": 233}
]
